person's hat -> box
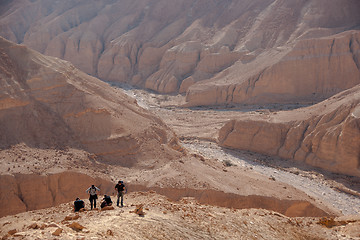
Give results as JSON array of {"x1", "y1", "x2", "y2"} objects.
[{"x1": 76, "y1": 197, "x2": 80, "y2": 200}]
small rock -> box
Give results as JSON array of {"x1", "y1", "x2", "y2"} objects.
[
  {"x1": 52, "y1": 228, "x2": 63, "y2": 236},
  {"x1": 64, "y1": 215, "x2": 80, "y2": 221},
  {"x1": 131, "y1": 204, "x2": 146, "y2": 216},
  {"x1": 13, "y1": 232, "x2": 26, "y2": 237},
  {"x1": 101, "y1": 206, "x2": 114, "y2": 211},
  {"x1": 106, "y1": 229, "x2": 114, "y2": 236},
  {"x1": 28, "y1": 223, "x2": 39, "y2": 229},
  {"x1": 68, "y1": 222, "x2": 85, "y2": 232},
  {"x1": 7, "y1": 229, "x2": 17, "y2": 235}
]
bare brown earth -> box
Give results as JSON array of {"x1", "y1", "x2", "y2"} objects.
[{"x1": 1, "y1": 0, "x2": 360, "y2": 106}]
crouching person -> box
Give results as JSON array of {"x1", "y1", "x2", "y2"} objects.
[
  {"x1": 101, "y1": 195, "x2": 113, "y2": 209},
  {"x1": 74, "y1": 198, "x2": 85, "y2": 212}
]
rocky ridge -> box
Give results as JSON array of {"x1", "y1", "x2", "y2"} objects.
[
  {"x1": 219, "y1": 84, "x2": 360, "y2": 177},
  {"x1": 1, "y1": 0, "x2": 360, "y2": 106},
  {"x1": 185, "y1": 30, "x2": 360, "y2": 106}
]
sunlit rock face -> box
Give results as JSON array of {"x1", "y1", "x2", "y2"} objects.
[
  {"x1": 1, "y1": 0, "x2": 359, "y2": 105},
  {"x1": 0, "y1": 172, "x2": 113, "y2": 217},
  {"x1": 0, "y1": 37, "x2": 182, "y2": 167},
  {"x1": 219, "y1": 84, "x2": 360, "y2": 177},
  {"x1": 185, "y1": 31, "x2": 360, "y2": 107}
]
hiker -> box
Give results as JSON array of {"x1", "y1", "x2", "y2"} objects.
[
  {"x1": 101, "y1": 195, "x2": 113, "y2": 208},
  {"x1": 73, "y1": 197, "x2": 85, "y2": 212},
  {"x1": 86, "y1": 184, "x2": 100, "y2": 210},
  {"x1": 115, "y1": 180, "x2": 126, "y2": 207}
]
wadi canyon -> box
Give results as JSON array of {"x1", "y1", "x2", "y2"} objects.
[{"x1": 0, "y1": 0, "x2": 360, "y2": 239}]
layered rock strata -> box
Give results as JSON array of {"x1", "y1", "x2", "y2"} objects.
[
  {"x1": 219, "y1": 85, "x2": 360, "y2": 177},
  {"x1": 1, "y1": 0, "x2": 359, "y2": 104},
  {"x1": 185, "y1": 30, "x2": 360, "y2": 107}
]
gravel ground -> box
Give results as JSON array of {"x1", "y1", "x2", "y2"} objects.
[{"x1": 182, "y1": 140, "x2": 360, "y2": 216}]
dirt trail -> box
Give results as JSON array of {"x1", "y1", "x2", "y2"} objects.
[{"x1": 117, "y1": 86, "x2": 360, "y2": 216}]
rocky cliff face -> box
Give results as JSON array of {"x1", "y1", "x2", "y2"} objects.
[
  {"x1": 219, "y1": 84, "x2": 360, "y2": 177},
  {"x1": 0, "y1": 172, "x2": 113, "y2": 217},
  {"x1": 185, "y1": 30, "x2": 360, "y2": 106},
  {"x1": 1, "y1": 0, "x2": 359, "y2": 105},
  {"x1": 0, "y1": 37, "x2": 182, "y2": 167}
]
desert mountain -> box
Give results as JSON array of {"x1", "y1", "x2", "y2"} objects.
[
  {"x1": 0, "y1": 36, "x2": 182, "y2": 167},
  {"x1": 219, "y1": 83, "x2": 360, "y2": 177},
  {"x1": 0, "y1": 0, "x2": 359, "y2": 106}
]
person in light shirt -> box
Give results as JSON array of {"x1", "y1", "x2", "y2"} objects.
[{"x1": 86, "y1": 184, "x2": 100, "y2": 210}]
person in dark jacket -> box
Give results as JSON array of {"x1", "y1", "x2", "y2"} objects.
[
  {"x1": 101, "y1": 195, "x2": 113, "y2": 208},
  {"x1": 115, "y1": 180, "x2": 126, "y2": 207},
  {"x1": 74, "y1": 197, "x2": 85, "y2": 212}
]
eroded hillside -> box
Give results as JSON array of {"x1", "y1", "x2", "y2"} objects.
[
  {"x1": 219, "y1": 84, "x2": 360, "y2": 177},
  {"x1": 1, "y1": 0, "x2": 359, "y2": 106},
  {"x1": 0, "y1": 36, "x2": 182, "y2": 166}
]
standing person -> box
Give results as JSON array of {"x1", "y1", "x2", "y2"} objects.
[
  {"x1": 115, "y1": 180, "x2": 126, "y2": 207},
  {"x1": 86, "y1": 184, "x2": 100, "y2": 210}
]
